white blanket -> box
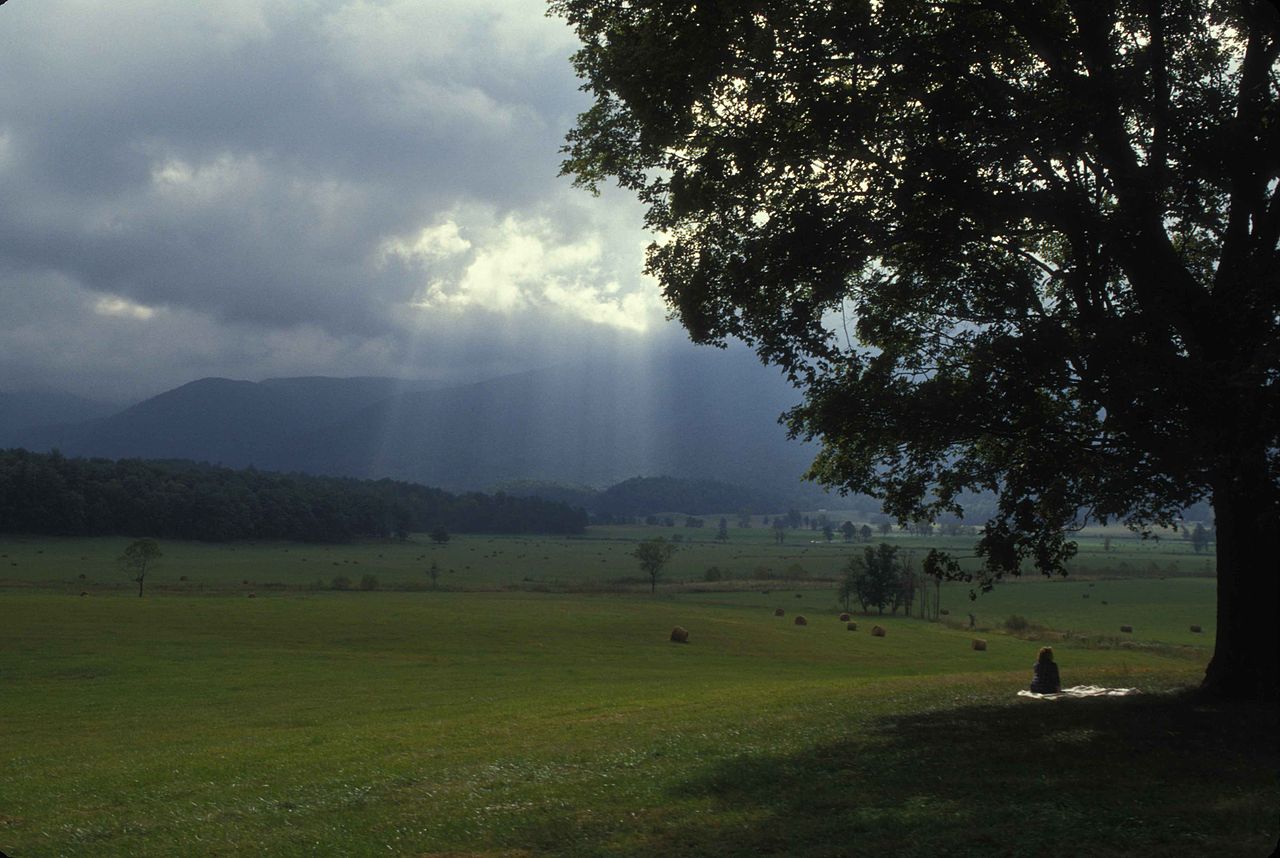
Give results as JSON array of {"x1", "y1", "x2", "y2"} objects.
[{"x1": 1017, "y1": 685, "x2": 1140, "y2": 700}]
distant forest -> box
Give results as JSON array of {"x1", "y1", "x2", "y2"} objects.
[{"x1": 0, "y1": 449, "x2": 587, "y2": 542}]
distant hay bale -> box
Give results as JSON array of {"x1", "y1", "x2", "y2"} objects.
[
  {"x1": 1190, "y1": 624, "x2": 1202, "y2": 633},
  {"x1": 839, "y1": 613, "x2": 851, "y2": 622},
  {"x1": 1120, "y1": 624, "x2": 1133, "y2": 633},
  {"x1": 670, "y1": 626, "x2": 689, "y2": 643},
  {"x1": 79, "y1": 591, "x2": 87, "y2": 597},
  {"x1": 972, "y1": 638, "x2": 987, "y2": 651},
  {"x1": 774, "y1": 607, "x2": 785, "y2": 617},
  {"x1": 871, "y1": 625, "x2": 886, "y2": 637},
  {"x1": 248, "y1": 592, "x2": 257, "y2": 599},
  {"x1": 794, "y1": 615, "x2": 808, "y2": 626},
  {"x1": 846, "y1": 622, "x2": 858, "y2": 631},
  {"x1": 795, "y1": 593, "x2": 803, "y2": 599}
]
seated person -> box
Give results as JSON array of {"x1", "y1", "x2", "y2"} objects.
[{"x1": 1030, "y1": 646, "x2": 1062, "y2": 693}]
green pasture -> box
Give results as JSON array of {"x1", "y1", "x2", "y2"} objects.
[
  {"x1": 4, "y1": 588, "x2": 1271, "y2": 857},
  {"x1": 0, "y1": 523, "x2": 1216, "y2": 599},
  {"x1": 1, "y1": 531, "x2": 1271, "y2": 856}
]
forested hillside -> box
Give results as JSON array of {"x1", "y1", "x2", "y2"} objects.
[{"x1": 0, "y1": 449, "x2": 586, "y2": 542}]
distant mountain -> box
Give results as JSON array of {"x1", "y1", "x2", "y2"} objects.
[
  {"x1": 9, "y1": 352, "x2": 825, "y2": 506},
  {"x1": 0, "y1": 390, "x2": 120, "y2": 449},
  {"x1": 61, "y1": 376, "x2": 442, "y2": 467},
  {"x1": 271, "y1": 351, "x2": 815, "y2": 495}
]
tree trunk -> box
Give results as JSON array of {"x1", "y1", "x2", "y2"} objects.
[{"x1": 1202, "y1": 456, "x2": 1279, "y2": 700}]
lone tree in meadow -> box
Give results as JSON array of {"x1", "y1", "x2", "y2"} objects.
[
  {"x1": 714, "y1": 516, "x2": 730, "y2": 542},
  {"x1": 633, "y1": 536, "x2": 677, "y2": 593},
  {"x1": 1191, "y1": 523, "x2": 1212, "y2": 554},
  {"x1": 429, "y1": 525, "x2": 450, "y2": 546},
  {"x1": 119, "y1": 538, "x2": 161, "y2": 597},
  {"x1": 555, "y1": 0, "x2": 1280, "y2": 699}
]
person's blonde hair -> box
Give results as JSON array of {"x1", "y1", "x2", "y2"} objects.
[{"x1": 1037, "y1": 646, "x2": 1055, "y2": 663}]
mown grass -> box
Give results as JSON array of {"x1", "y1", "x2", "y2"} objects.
[
  {"x1": 2, "y1": 531, "x2": 1269, "y2": 856},
  {"x1": 1, "y1": 582, "x2": 1272, "y2": 857}
]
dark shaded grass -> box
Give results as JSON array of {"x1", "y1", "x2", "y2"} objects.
[{"x1": 517, "y1": 691, "x2": 1278, "y2": 857}]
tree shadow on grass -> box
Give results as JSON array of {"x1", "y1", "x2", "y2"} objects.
[{"x1": 658, "y1": 691, "x2": 1278, "y2": 857}]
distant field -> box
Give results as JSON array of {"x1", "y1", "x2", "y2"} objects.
[
  {"x1": 2, "y1": 530, "x2": 1268, "y2": 856},
  {"x1": 0, "y1": 522, "x2": 1217, "y2": 597}
]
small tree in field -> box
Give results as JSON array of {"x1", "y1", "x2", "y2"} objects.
[
  {"x1": 633, "y1": 537, "x2": 677, "y2": 593},
  {"x1": 1190, "y1": 523, "x2": 1212, "y2": 554},
  {"x1": 427, "y1": 560, "x2": 440, "y2": 590},
  {"x1": 429, "y1": 526, "x2": 450, "y2": 546},
  {"x1": 119, "y1": 538, "x2": 161, "y2": 597},
  {"x1": 715, "y1": 517, "x2": 730, "y2": 542}
]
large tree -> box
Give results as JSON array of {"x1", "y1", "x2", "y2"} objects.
[{"x1": 554, "y1": 0, "x2": 1279, "y2": 698}]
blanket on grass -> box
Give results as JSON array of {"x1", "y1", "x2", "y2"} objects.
[{"x1": 1018, "y1": 685, "x2": 1139, "y2": 700}]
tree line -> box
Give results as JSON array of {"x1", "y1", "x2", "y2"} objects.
[{"x1": 0, "y1": 449, "x2": 587, "y2": 542}]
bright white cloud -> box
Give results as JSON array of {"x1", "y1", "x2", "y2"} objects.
[
  {"x1": 400, "y1": 211, "x2": 663, "y2": 331},
  {"x1": 379, "y1": 221, "x2": 473, "y2": 264},
  {"x1": 93, "y1": 296, "x2": 157, "y2": 320}
]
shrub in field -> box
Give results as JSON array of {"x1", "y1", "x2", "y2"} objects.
[
  {"x1": 1005, "y1": 615, "x2": 1030, "y2": 632},
  {"x1": 360, "y1": 574, "x2": 379, "y2": 591},
  {"x1": 703, "y1": 566, "x2": 723, "y2": 582},
  {"x1": 331, "y1": 575, "x2": 351, "y2": 590}
]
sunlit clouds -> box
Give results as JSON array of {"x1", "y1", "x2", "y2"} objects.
[{"x1": 384, "y1": 211, "x2": 662, "y2": 332}]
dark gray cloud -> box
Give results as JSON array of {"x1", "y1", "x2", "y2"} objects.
[{"x1": 0, "y1": 0, "x2": 673, "y2": 401}]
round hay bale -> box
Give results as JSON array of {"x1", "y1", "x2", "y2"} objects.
[
  {"x1": 670, "y1": 626, "x2": 689, "y2": 643},
  {"x1": 1190, "y1": 624, "x2": 1202, "y2": 633},
  {"x1": 248, "y1": 592, "x2": 257, "y2": 599},
  {"x1": 871, "y1": 625, "x2": 886, "y2": 637},
  {"x1": 972, "y1": 638, "x2": 987, "y2": 651},
  {"x1": 774, "y1": 607, "x2": 785, "y2": 617},
  {"x1": 1119, "y1": 624, "x2": 1133, "y2": 633},
  {"x1": 794, "y1": 615, "x2": 808, "y2": 626},
  {"x1": 839, "y1": 613, "x2": 851, "y2": 622},
  {"x1": 846, "y1": 622, "x2": 858, "y2": 631}
]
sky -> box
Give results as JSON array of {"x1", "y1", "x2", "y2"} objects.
[{"x1": 0, "y1": 0, "x2": 691, "y2": 403}]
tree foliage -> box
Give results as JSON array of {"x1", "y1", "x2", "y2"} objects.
[
  {"x1": 555, "y1": 0, "x2": 1280, "y2": 698},
  {"x1": 0, "y1": 449, "x2": 587, "y2": 542},
  {"x1": 844, "y1": 543, "x2": 903, "y2": 614},
  {"x1": 633, "y1": 536, "x2": 678, "y2": 592},
  {"x1": 119, "y1": 537, "x2": 161, "y2": 598}
]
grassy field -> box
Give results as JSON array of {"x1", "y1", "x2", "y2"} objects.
[
  {"x1": 0, "y1": 522, "x2": 1218, "y2": 596},
  {"x1": 1, "y1": 531, "x2": 1273, "y2": 856}
]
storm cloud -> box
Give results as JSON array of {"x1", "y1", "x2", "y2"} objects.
[{"x1": 0, "y1": 0, "x2": 671, "y2": 401}]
